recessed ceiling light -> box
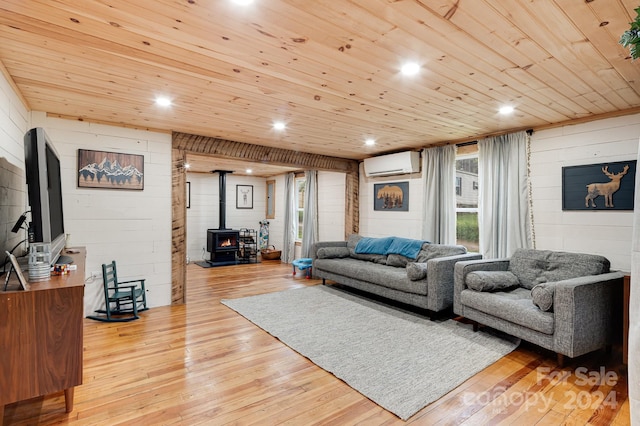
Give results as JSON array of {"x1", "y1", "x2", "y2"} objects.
[
  {"x1": 246, "y1": 168, "x2": 253, "y2": 174},
  {"x1": 273, "y1": 121, "x2": 286, "y2": 130},
  {"x1": 401, "y1": 62, "x2": 420, "y2": 76},
  {"x1": 184, "y1": 163, "x2": 191, "y2": 170},
  {"x1": 232, "y1": 0, "x2": 254, "y2": 5},
  {"x1": 365, "y1": 138, "x2": 376, "y2": 146},
  {"x1": 155, "y1": 96, "x2": 172, "y2": 107},
  {"x1": 499, "y1": 105, "x2": 515, "y2": 115}
]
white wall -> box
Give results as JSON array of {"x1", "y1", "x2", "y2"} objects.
[
  {"x1": 0, "y1": 70, "x2": 29, "y2": 259},
  {"x1": 30, "y1": 112, "x2": 172, "y2": 315},
  {"x1": 356, "y1": 116, "x2": 639, "y2": 272},
  {"x1": 0, "y1": 73, "x2": 173, "y2": 316},
  {"x1": 0, "y1": 72, "x2": 29, "y2": 168},
  {"x1": 186, "y1": 172, "x2": 268, "y2": 262},
  {"x1": 359, "y1": 163, "x2": 424, "y2": 238},
  {"x1": 186, "y1": 173, "x2": 216, "y2": 262},
  {"x1": 530, "y1": 113, "x2": 640, "y2": 271},
  {"x1": 318, "y1": 171, "x2": 346, "y2": 241},
  {"x1": 6, "y1": 58, "x2": 639, "y2": 312},
  {"x1": 186, "y1": 170, "x2": 347, "y2": 262}
]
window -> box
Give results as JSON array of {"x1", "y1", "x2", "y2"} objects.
[
  {"x1": 265, "y1": 180, "x2": 275, "y2": 219},
  {"x1": 295, "y1": 177, "x2": 306, "y2": 241},
  {"x1": 456, "y1": 153, "x2": 479, "y2": 252}
]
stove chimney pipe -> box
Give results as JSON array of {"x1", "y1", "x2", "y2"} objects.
[{"x1": 212, "y1": 170, "x2": 233, "y2": 230}]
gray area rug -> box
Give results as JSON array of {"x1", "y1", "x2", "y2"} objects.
[{"x1": 221, "y1": 285, "x2": 519, "y2": 420}]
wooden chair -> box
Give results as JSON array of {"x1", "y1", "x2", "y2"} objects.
[{"x1": 87, "y1": 260, "x2": 148, "y2": 322}]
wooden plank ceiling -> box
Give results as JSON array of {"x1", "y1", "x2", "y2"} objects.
[{"x1": 1, "y1": 0, "x2": 639, "y2": 174}]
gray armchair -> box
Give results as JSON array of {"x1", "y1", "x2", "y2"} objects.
[{"x1": 453, "y1": 248, "x2": 624, "y2": 365}]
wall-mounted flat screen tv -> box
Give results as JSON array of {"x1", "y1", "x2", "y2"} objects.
[{"x1": 24, "y1": 127, "x2": 66, "y2": 265}]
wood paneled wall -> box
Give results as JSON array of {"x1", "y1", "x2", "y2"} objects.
[{"x1": 171, "y1": 148, "x2": 188, "y2": 305}]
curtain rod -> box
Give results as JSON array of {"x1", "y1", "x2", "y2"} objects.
[{"x1": 454, "y1": 128, "x2": 534, "y2": 147}]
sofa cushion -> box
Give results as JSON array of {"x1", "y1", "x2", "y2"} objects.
[
  {"x1": 346, "y1": 234, "x2": 362, "y2": 250},
  {"x1": 314, "y1": 257, "x2": 428, "y2": 295},
  {"x1": 508, "y1": 258, "x2": 548, "y2": 290},
  {"x1": 406, "y1": 262, "x2": 429, "y2": 281},
  {"x1": 316, "y1": 246, "x2": 350, "y2": 259},
  {"x1": 531, "y1": 282, "x2": 556, "y2": 312},
  {"x1": 509, "y1": 249, "x2": 610, "y2": 290},
  {"x1": 466, "y1": 271, "x2": 520, "y2": 292},
  {"x1": 416, "y1": 244, "x2": 467, "y2": 262},
  {"x1": 350, "y1": 252, "x2": 388, "y2": 264},
  {"x1": 545, "y1": 251, "x2": 610, "y2": 279},
  {"x1": 460, "y1": 287, "x2": 555, "y2": 335},
  {"x1": 387, "y1": 254, "x2": 411, "y2": 267}
]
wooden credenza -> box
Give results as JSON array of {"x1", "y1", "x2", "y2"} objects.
[{"x1": 0, "y1": 247, "x2": 86, "y2": 421}]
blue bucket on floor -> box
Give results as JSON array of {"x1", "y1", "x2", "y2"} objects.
[{"x1": 292, "y1": 258, "x2": 313, "y2": 278}]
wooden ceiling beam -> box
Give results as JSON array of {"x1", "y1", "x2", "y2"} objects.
[{"x1": 173, "y1": 131, "x2": 359, "y2": 174}]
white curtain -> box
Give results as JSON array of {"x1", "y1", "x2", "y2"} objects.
[
  {"x1": 478, "y1": 131, "x2": 532, "y2": 258},
  {"x1": 301, "y1": 170, "x2": 318, "y2": 258},
  {"x1": 421, "y1": 145, "x2": 457, "y2": 244},
  {"x1": 281, "y1": 173, "x2": 296, "y2": 263}
]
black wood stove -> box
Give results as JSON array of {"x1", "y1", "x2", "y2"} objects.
[{"x1": 206, "y1": 171, "x2": 240, "y2": 265}]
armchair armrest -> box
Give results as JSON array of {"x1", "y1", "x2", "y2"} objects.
[
  {"x1": 426, "y1": 252, "x2": 482, "y2": 312},
  {"x1": 453, "y1": 258, "x2": 510, "y2": 315},
  {"x1": 552, "y1": 271, "x2": 624, "y2": 358}
]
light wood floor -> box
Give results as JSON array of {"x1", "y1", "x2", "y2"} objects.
[{"x1": 3, "y1": 261, "x2": 630, "y2": 425}]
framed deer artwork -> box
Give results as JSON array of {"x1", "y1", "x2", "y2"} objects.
[
  {"x1": 236, "y1": 184, "x2": 253, "y2": 209},
  {"x1": 562, "y1": 160, "x2": 636, "y2": 210}
]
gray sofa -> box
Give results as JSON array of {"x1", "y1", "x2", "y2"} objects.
[
  {"x1": 311, "y1": 234, "x2": 482, "y2": 315},
  {"x1": 454, "y1": 248, "x2": 624, "y2": 364}
]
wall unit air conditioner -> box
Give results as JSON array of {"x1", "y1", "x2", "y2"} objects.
[{"x1": 363, "y1": 151, "x2": 421, "y2": 177}]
